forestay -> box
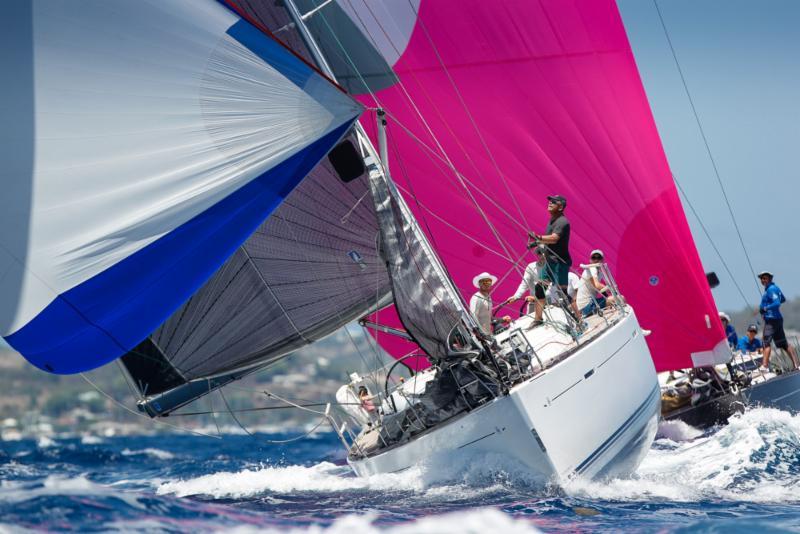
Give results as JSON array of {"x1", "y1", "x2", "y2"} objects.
[{"x1": 0, "y1": 0, "x2": 362, "y2": 374}]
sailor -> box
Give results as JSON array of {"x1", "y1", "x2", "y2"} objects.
[
  {"x1": 507, "y1": 253, "x2": 547, "y2": 324},
  {"x1": 529, "y1": 195, "x2": 571, "y2": 288},
  {"x1": 757, "y1": 271, "x2": 799, "y2": 370},
  {"x1": 719, "y1": 312, "x2": 738, "y2": 350},
  {"x1": 737, "y1": 324, "x2": 763, "y2": 354},
  {"x1": 469, "y1": 272, "x2": 510, "y2": 335},
  {"x1": 528, "y1": 195, "x2": 581, "y2": 321},
  {"x1": 576, "y1": 249, "x2": 616, "y2": 317}
]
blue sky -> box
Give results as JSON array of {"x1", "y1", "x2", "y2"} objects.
[{"x1": 618, "y1": 0, "x2": 800, "y2": 313}]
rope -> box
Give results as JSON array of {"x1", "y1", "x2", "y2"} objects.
[
  {"x1": 79, "y1": 373, "x2": 221, "y2": 439},
  {"x1": 653, "y1": 0, "x2": 761, "y2": 296},
  {"x1": 218, "y1": 388, "x2": 328, "y2": 444}
]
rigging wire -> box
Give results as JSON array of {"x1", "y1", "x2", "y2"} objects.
[
  {"x1": 653, "y1": 0, "x2": 761, "y2": 297},
  {"x1": 218, "y1": 388, "x2": 328, "y2": 444},
  {"x1": 673, "y1": 175, "x2": 752, "y2": 308},
  {"x1": 310, "y1": 0, "x2": 522, "y2": 267},
  {"x1": 79, "y1": 372, "x2": 221, "y2": 439},
  {"x1": 403, "y1": 0, "x2": 532, "y2": 232}
]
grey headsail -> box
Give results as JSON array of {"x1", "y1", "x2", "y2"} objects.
[
  {"x1": 122, "y1": 156, "x2": 392, "y2": 416},
  {"x1": 363, "y1": 147, "x2": 476, "y2": 362}
]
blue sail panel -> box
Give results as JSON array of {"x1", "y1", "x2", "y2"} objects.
[{"x1": 0, "y1": 0, "x2": 362, "y2": 373}]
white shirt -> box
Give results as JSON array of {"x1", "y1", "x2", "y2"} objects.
[
  {"x1": 547, "y1": 271, "x2": 579, "y2": 304},
  {"x1": 576, "y1": 265, "x2": 605, "y2": 309},
  {"x1": 469, "y1": 291, "x2": 493, "y2": 334},
  {"x1": 512, "y1": 262, "x2": 544, "y2": 300}
]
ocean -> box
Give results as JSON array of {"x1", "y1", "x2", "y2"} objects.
[{"x1": 2, "y1": 408, "x2": 800, "y2": 533}]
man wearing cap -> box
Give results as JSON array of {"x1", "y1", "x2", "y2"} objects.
[
  {"x1": 529, "y1": 194, "x2": 572, "y2": 293},
  {"x1": 737, "y1": 324, "x2": 762, "y2": 355},
  {"x1": 469, "y1": 272, "x2": 511, "y2": 336},
  {"x1": 719, "y1": 312, "x2": 738, "y2": 350},
  {"x1": 757, "y1": 271, "x2": 798, "y2": 370},
  {"x1": 576, "y1": 250, "x2": 616, "y2": 317}
]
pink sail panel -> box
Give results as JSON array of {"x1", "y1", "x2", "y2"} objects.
[{"x1": 358, "y1": 0, "x2": 725, "y2": 371}]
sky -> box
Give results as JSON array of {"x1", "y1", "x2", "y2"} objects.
[{"x1": 617, "y1": 0, "x2": 800, "y2": 313}]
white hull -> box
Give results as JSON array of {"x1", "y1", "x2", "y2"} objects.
[{"x1": 348, "y1": 310, "x2": 659, "y2": 484}]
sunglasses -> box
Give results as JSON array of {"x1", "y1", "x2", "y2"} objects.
[{"x1": 591, "y1": 255, "x2": 602, "y2": 260}]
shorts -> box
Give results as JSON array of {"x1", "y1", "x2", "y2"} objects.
[
  {"x1": 542, "y1": 260, "x2": 570, "y2": 287},
  {"x1": 533, "y1": 282, "x2": 546, "y2": 300},
  {"x1": 763, "y1": 318, "x2": 789, "y2": 349},
  {"x1": 580, "y1": 296, "x2": 607, "y2": 317}
]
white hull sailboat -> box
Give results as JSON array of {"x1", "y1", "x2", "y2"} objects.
[
  {"x1": 5, "y1": 0, "x2": 704, "y2": 489},
  {"x1": 341, "y1": 305, "x2": 658, "y2": 482}
]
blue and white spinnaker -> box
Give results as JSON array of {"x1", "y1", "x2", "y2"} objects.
[{"x1": 0, "y1": 0, "x2": 362, "y2": 373}]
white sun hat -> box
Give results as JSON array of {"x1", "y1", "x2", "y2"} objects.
[{"x1": 472, "y1": 272, "x2": 498, "y2": 288}]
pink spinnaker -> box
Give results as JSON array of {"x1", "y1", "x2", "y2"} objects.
[{"x1": 355, "y1": 0, "x2": 725, "y2": 372}]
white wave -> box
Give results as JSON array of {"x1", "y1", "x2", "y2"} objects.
[
  {"x1": 157, "y1": 462, "x2": 423, "y2": 498},
  {"x1": 566, "y1": 407, "x2": 800, "y2": 503},
  {"x1": 222, "y1": 508, "x2": 539, "y2": 534},
  {"x1": 0, "y1": 475, "x2": 143, "y2": 511},
  {"x1": 157, "y1": 447, "x2": 540, "y2": 500},
  {"x1": 80, "y1": 435, "x2": 104, "y2": 445},
  {"x1": 121, "y1": 448, "x2": 175, "y2": 460},
  {"x1": 655, "y1": 419, "x2": 704, "y2": 442},
  {"x1": 36, "y1": 436, "x2": 56, "y2": 448}
]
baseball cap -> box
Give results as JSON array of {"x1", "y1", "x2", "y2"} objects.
[{"x1": 547, "y1": 195, "x2": 567, "y2": 208}]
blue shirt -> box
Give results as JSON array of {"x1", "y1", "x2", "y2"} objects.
[
  {"x1": 760, "y1": 282, "x2": 786, "y2": 320},
  {"x1": 725, "y1": 324, "x2": 738, "y2": 349},
  {"x1": 737, "y1": 336, "x2": 762, "y2": 353}
]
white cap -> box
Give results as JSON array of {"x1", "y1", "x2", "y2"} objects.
[
  {"x1": 718, "y1": 312, "x2": 731, "y2": 322},
  {"x1": 590, "y1": 249, "x2": 604, "y2": 258},
  {"x1": 757, "y1": 270, "x2": 774, "y2": 278},
  {"x1": 472, "y1": 272, "x2": 498, "y2": 288}
]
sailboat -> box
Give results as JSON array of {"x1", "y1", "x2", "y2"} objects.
[{"x1": 2, "y1": 0, "x2": 718, "y2": 484}]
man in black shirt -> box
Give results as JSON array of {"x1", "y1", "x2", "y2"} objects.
[{"x1": 529, "y1": 194, "x2": 579, "y2": 319}]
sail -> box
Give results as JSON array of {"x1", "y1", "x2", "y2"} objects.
[
  {"x1": 118, "y1": 3, "x2": 395, "y2": 414},
  {"x1": 365, "y1": 151, "x2": 474, "y2": 362},
  {"x1": 121, "y1": 156, "x2": 392, "y2": 409},
  {"x1": 331, "y1": 0, "x2": 727, "y2": 371},
  {"x1": 0, "y1": 0, "x2": 363, "y2": 374}
]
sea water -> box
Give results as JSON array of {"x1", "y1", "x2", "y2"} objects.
[{"x1": 2, "y1": 408, "x2": 800, "y2": 532}]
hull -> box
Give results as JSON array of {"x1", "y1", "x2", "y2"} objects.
[
  {"x1": 663, "y1": 369, "x2": 800, "y2": 429},
  {"x1": 745, "y1": 370, "x2": 800, "y2": 411},
  {"x1": 662, "y1": 392, "x2": 745, "y2": 429},
  {"x1": 348, "y1": 311, "x2": 659, "y2": 484}
]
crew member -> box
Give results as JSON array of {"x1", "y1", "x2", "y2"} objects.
[
  {"x1": 737, "y1": 324, "x2": 762, "y2": 354},
  {"x1": 576, "y1": 249, "x2": 616, "y2": 317},
  {"x1": 529, "y1": 195, "x2": 581, "y2": 321},
  {"x1": 719, "y1": 312, "x2": 738, "y2": 350},
  {"x1": 757, "y1": 271, "x2": 798, "y2": 371},
  {"x1": 469, "y1": 272, "x2": 510, "y2": 335},
  {"x1": 507, "y1": 255, "x2": 547, "y2": 325}
]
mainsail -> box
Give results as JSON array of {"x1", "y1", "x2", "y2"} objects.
[
  {"x1": 334, "y1": 0, "x2": 728, "y2": 371},
  {"x1": 0, "y1": 0, "x2": 362, "y2": 374}
]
